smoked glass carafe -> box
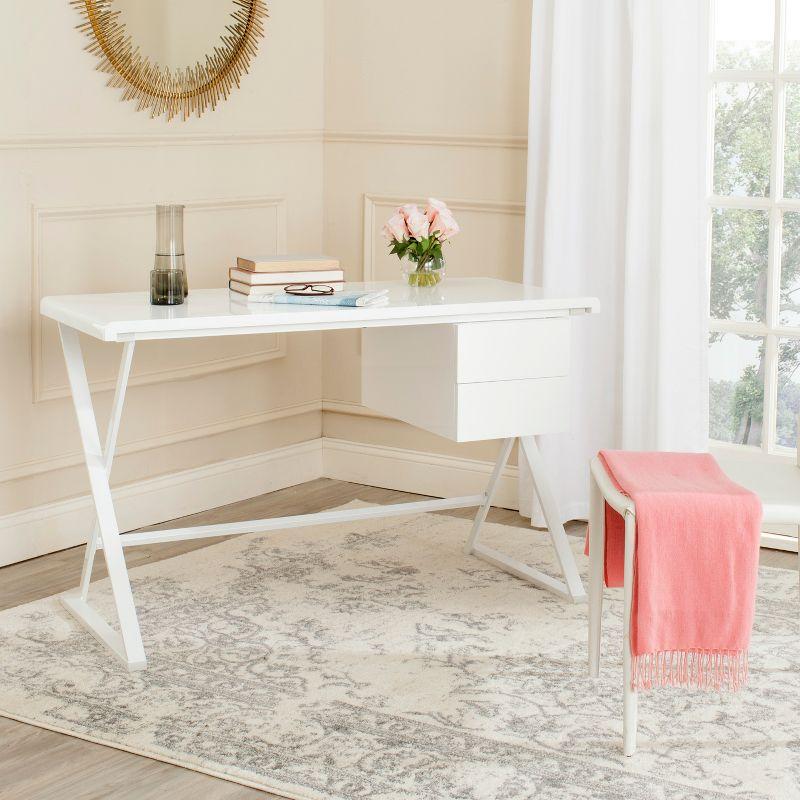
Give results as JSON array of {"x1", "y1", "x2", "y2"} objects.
[{"x1": 150, "y1": 204, "x2": 188, "y2": 305}]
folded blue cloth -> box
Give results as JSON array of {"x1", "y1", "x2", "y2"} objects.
[{"x1": 248, "y1": 290, "x2": 390, "y2": 307}]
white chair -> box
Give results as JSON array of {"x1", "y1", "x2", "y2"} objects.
[
  {"x1": 587, "y1": 453, "x2": 800, "y2": 757},
  {"x1": 587, "y1": 456, "x2": 638, "y2": 756}
]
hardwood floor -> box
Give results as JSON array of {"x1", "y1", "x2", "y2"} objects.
[{"x1": 0, "y1": 478, "x2": 795, "y2": 799}]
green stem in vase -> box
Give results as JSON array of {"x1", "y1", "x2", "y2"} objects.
[
  {"x1": 405, "y1": 244, "x2": 443, "y2": 287},
  {"x1": 407, "y1": 265, "x2": 442, "y2": 287}
]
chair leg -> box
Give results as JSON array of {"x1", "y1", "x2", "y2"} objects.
[
  {"x1": 622, "y1": 508, "x2": 638, "y2": 757},
  {"x1": 588, "y1": 465, "x2": 605, "y2": 678}
]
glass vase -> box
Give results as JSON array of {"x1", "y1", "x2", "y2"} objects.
[
  {"x1": 150, "y1": 204, "x2": 188, "y2": 305},
  {"x1": 402, "y1": 253, "x2": 446, "y2": 287}
]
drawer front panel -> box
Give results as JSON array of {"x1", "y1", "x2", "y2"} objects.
[
  {"x1": 455, "y1": 377, "x2": 570, "y2": 442},
  {"x1": 456, "y1": 317, "x2": 570, "y2": 383},
  {"x1": 362, "y1": 326, "x2": 571, "y2": 442}
]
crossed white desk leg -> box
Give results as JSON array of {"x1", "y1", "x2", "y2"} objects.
[
  {"x1": 57, "y1": 323, "x2": 586, "y2": 671},
  {"x1": 464, "y1": 436, "x2": 586, "y2": 603},
  {"x1": 58, "y1": 326, "x2": 146, "y2": 670}
]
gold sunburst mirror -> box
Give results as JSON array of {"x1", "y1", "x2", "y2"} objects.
[{"x1": 71, "y1": 0, "x2": 268, "y2": 120}]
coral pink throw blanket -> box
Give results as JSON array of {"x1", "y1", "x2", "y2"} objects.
[{"x1": 596, "y1": 450, "x2": 762, "y2": 691}]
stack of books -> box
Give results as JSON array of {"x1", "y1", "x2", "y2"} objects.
[{"x1": 229, "y1": 255, "x2": 344, "y2": 299}]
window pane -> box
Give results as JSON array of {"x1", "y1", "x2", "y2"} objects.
[
  {"x1": 784, "y1": 85, "x2": 800, "y2": 198},
  {"x1": 714, "y1": 83, "x2": 772, "y2": 197},
  {"x1": 714, "y1": 0, "x2": 773, "y2": 70},
  {"x1": 777, "y1": 338, "x2": 800, "y2": 448},
  {"x1": 709, "y1": 333, "x2": 765, "y2": 446},
  {"x1": 710, "y1": 208, "x2": 769, "y2": 323},
  {"x1": 780, "y1": 212, "x2": 800, "y2": 326},
  {"x1": 787, "y1": 0, "x2": 800, "y2": 68}
]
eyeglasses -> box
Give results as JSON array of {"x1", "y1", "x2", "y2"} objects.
[{"x1": 284, "y1": 284, "x2": 335, "y2": 296}]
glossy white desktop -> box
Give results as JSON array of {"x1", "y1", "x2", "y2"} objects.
[{"x1": 41, "y1": 279, "x2": 600, "y2": 670}]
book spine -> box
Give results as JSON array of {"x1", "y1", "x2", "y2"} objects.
[
  {"x1": 229, "y1": 280, "x2": 254, "y2": 295},
  {"x1": 229, "y1": 280, "x2": 345, "y2": 295},
  {"x1": 236, "y1": 258, "x2": 340, "y2": 273},
  {"x1": 229, "y1": 268, "x2": 344, "y2": 285}
]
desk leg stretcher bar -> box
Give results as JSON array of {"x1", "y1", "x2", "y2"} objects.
[{"x1": 58, "y1": 323, "x2": 587, "y2": 671}]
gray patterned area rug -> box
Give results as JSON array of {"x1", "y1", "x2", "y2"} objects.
[{"x1": 0, "y1": 504, "x2": 798, "y2": 799}]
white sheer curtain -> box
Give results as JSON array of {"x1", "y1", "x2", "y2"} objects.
[{"x1": 519, "y1": 0, "x2": 710, "y2": 525}]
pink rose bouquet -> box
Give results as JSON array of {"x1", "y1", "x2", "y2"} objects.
[{"x1": 382, "y1": 198, "x2": 460, "y2": 286}]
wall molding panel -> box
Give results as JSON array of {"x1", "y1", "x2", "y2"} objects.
[
  {"x1": 0, "y1": 400, "x2": 321, "y2": 484},
  {"x1": 31, "y1": 196, "x2": 288, "y2": 403},
  {"x1": 35, "y1": 339, "x2": 287, "y2": 403},
  {"x1": 362, "y1": 194, "x2": 525, "y2": 282}
]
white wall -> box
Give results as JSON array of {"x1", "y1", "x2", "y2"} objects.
[{"x1": 0, "y1": 0, "x2": 326, "y2": 564}]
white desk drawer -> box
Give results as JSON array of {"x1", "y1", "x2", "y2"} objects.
[
  {"x1": 455, "y1": 377, "x2": 569, "y2": 441},
  {"x1": 362, "y1": 320, "x2": 571, "y2": 442},
  {"x1": 456, "y1": 317, "x2": 570, "y2": 383}
]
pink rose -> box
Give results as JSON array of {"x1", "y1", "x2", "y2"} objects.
[
  {"x1": 405, "y1": 208, "x2": 430, "y2": 241},
  {"x1": 429, "y1": 210, "x2": 460, "y2": 241},
  {"x1": 383, "y1": 212, "x2": 409, "y2": 242},
  {"x1": 425, "y1": 198, "x2": 449, "y2": 223},
  {"x1": 398, "y1": 204, "x2": 420, "y2": 220}
]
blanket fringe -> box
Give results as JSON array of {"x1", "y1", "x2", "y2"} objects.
[{"x1": 632, "y1": 649, "x2": 748, "y2": 692}]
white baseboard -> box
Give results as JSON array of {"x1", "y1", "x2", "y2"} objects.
[
  {"x1": 6, "y1": 433, "x2": 793, "y2": 567},
  {"x1": 322, "y1": 437, "x2": 519, "y2": 510},
  {"x1": 0, "y1": 440, "x2": 323, "y2": 567},
  {"x1": 761, "y1": 530, "x2": 799, "y2": 553}
]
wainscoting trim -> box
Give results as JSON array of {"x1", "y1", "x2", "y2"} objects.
[
  {"x1": 0, "y1": 130, "x2": 526, "y2": 151},
  {"x1": 0, "y1": 131, "x2": 325, "y2": 150},
  {"x1": 325, "y1": 131, "x2": 527, "y2": 150},
  {"x1": 0, "y1": 439, "x2": 324, "y2": 567},
  {"x1": 321, "y1": 399, "x2": 388, "y2": 420},
  {"x1": 0, "y1": 399, "x2": 322, "y2": 484}
]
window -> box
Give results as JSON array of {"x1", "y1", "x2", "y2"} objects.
[{"x1": 709, "y1": 0, "x2": 800, "y2": 456}]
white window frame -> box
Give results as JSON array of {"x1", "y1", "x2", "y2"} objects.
[{"x1": 709, "y1": 0, "x2": 800, "y2": 464}]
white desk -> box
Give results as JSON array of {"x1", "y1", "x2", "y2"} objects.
[{"x1": 41, "y1": 279, "x2": 600, "y2": 670}]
